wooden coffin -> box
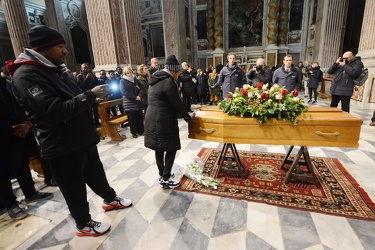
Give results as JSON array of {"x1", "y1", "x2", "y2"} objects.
[{"x1": 188, "y1": 106, "x2": 362, "y2": 148}]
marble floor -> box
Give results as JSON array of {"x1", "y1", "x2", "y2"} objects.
[{"x1": 1, "y1": 94, "x2": 375, "y2": 250}]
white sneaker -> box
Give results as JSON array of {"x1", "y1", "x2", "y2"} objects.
[
  {"x1": 160, "y1": 177, "x2": 180, "y2": 189},
  {"x1": 158, "y1": 173, "x2": 175, "y2": 183},
  {"x1": 76, "y1": 220, "x2": 111, "y2": 237},
  {"x1": 102, "y1": 196, "x2": 132, "y2": 211}
]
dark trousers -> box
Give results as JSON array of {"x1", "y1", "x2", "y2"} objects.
[
  {"x1": 372, "y1": 110, "x2": 375, "y2": 122},
  {"x1": 127, "y1": 111, "x2": 144, "y2": 135},
  {"x1": 182, "y1": 93, "x2": 192, "y2": 111},
  {"x1": 47, "y1": 145, "x2": 116, "y2": 228},
  {"x1": 330, "y1": 95, "x2": 351, "y2": 113},
  {"x1": 308, "y1": 88, "x2": 318, "y2": 101},
  {"x1": 92, "y1": 103, "x2": 100, "y2": 126},
  {"x1": 106, "y1": 104, "x2": 125, "y2": 117},
  {"x1": 155, "y1": 150, "x2": 177, "y2": 181},
  {"x1": 0, "y1": 158, "x2": 36, "y2": 209}
]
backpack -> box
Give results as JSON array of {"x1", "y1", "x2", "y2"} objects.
[{"x1": 353, "y1": 68, "x2": 368, "y2": 86}]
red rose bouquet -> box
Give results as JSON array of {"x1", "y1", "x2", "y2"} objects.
[{"x1": 218, "y1": 83, "x2": 307, "y2": 124}]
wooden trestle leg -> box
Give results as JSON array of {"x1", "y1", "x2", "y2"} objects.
[
  {"x1": 217, "y1": 143, "x2": 246, "y2": 178},
  {"x1": 280, "y1": 146, "x2": 320, "y2": 187}
]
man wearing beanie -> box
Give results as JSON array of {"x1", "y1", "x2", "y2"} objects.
[
  {"x1": 144, "y1": 55, "x2": 195, "y2": 189},
  {"x1": 7, "y1": 25, "x2": 132, "y2": 237}
]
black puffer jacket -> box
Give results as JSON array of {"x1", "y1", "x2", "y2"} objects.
[
  {"x1": 120, "y1": 76, "x2": 144, "y2": 113},
  {"x1": 308, "y1": 66, "x2": 323, "y2": 89},
  {"x1": 328, "y1": 56, "x2": 363, "y2": 96},
  {"x1": 177, "y1": 70, "x2": 194, "y2": 95},
  {"x1": 7, "y1": 49, "x2": 99, "y2": 160},
  {"x1": 144, "y1": 70, "x2": 191, "y2": 151}
]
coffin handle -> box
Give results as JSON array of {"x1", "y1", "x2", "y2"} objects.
[
  {"x1": 315, "y1": 131, "x2": 340, "y2": 136},
  {"x1": 199, "y1": 127, "x2": 216, "y2": 133}
]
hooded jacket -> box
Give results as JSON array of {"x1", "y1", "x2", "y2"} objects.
[
  {"x1": 272, "y1": 64, "x2": 302, "y2": 93},
  {"x1": 144, "y1": 70, "x2": 191, "y2": 151},
  {"x1": 328, "y1": 56, "x2": 363, "y2": 96},
  {"x1": 6, "y1": 49, "x2": 99, "y2": 160}
]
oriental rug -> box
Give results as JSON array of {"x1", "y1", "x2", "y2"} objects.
[{"x1": 175, "y1": 147, "x2": 375, "y2": 221}]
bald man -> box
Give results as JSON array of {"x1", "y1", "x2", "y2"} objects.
[
  {"x1": 246, "y1": 58, "x2": 273, "y2": 87},
  {"x1": 327, "y1": 51, "x2": 363, "y2": 113}
]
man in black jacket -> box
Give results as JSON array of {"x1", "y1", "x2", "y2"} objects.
[
  {"x1": 328, "y1": 51, "x2": 363, "y2": 113},
  {"x1": 246, "y1": 58, "x2": 273, "y2": 87},
  {"x1": 76, "y1": 63, "x2": 101, "y2": 127},
  {"x1": 177, "y1": 62, "x2": 194, "y2": 112},
  {"x1": 7, "y1": 25, "x2": 132, "y2": 237},
  {"x1": 0, "y1": 68, "x2": 53, "y2": 221}
]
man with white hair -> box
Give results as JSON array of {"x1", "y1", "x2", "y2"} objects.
[
  {"x1": 148, "y1": 57, "x2": 159, "y2": 75},
  {"x1": 246, "y1": 57, "x2": 273, "y2": 87},
  {"x1": 177, "y1": 62, "x2": 194, "y2": 112}
]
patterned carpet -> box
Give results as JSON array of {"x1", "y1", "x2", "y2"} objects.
[{"x1": 176, "y1": 148, "x2": 375, "y2": 221}]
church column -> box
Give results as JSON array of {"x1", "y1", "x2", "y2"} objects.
[
  {"x1": 212, "y1": 0, "x2": 224, "y2": 67},
  {"x1": 317, "y1": 0, "x2": 346, "y2": 69},
  {"x1": 85, "y1": 0, "x2": 144, "y2": 70},
  {"x1": 206, "y1": 0, "x2": 214, "y2": 67},
  {"x1": 355, "y1": 0, "x2": 375, "y2": 109},
  {"x1": 277, "y1": 0, "x2": 289, "y2": 65},
  {"x1": 265, "y1": 0, "x2": 279, "y2": 67},
  {"x1": 2, "y1": 0, "x2": 29, "y2": 57},
  {"x1": 44, "y1": 0, "x2": 75, "y2": 70},
  {"x1": 161, "y1": 0, "x2": 186, "y2": 62}
]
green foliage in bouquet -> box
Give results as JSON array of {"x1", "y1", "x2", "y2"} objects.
[{"x1": 218, "y1": 82, "x2": 308, "y2": 124}]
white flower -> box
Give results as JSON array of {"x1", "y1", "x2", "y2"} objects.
[
  {"x1": 276, "y1": 93, "x2": 283, "y2": 100},
  {"x1": 293, "y1": 97, "x2": 300, "y2": 102},
  {"x1": 243, "y1": 84, "x2": 250, "y2": 90}
]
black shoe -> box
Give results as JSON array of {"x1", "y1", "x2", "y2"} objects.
[
  {"x1": 188, "y1": 110, "x2": 194, "y2": 112},
  {"x1": 25, "y1": 191, "x2": 54, "y2": 203},
  {"x1": 132, "y1": 134, "x2": 138, "y2": 138}
]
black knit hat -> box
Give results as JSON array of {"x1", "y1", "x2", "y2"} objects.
[
  {"x1": 28, "y1": 25, "x2": 65, "y2": 51},
  {"x1": 165, "y1": 55, "x2": 182, "y2": 72}
]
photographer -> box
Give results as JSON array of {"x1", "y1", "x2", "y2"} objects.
[
  {"x1": 328, "y1": 51, "x2": 363, "y2": 113},
  {"x1": 246, "y1": 58, "x2": 273, "y2": 87}
]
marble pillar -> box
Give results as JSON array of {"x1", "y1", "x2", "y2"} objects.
[
  {"x1": 45, "y1": 0, "x2": 76, "y2": 71},
  {"x1": 354, "y1": 0, "x2": 375, "y2": 109},
  {"x1": 2, "y1": 0, "x2": 29, "y2": 57},
  {"x1": 266, "y1": 0, "x2": 279, "y2": 67},
  {"x1": 278, "y1": 0, "x2": 289, "y2": 46},
  {"x1": 277, "y1": 0, "x2": 289, "y2": 64},
  {"x1": 318, "y1": 0, "x2": 346, "y2": 69},
  {"x1": 212, "y1": 0, "x2": 223, "y2": 66},
  {"x1": 85, "y1": 0, "x2": 144, "y2": 70},
  {"x1": 162, "y1": 0, "x2": 186, "y2": 62},
  {"x1": 207, "y1": 0, "x2": 214, "y2": 51}
]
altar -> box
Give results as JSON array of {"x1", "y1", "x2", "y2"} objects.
[{"x1": 188, "y1": 106, "x2": 362, "y2": 186}]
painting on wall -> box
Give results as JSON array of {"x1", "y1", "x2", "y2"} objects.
[{"x1": 228, "y1": 0, "x2": 264, "y2": 48}]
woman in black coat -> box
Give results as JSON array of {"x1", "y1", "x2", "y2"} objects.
[
  {"x1": 144, "y1": 55, "x2": 194, "y2": 189},
  {"x1": 120, "y1": 66, "x2": 145, "y2": 138},
  {"x1": 307, "y1": 62, "x2": 323, "y2": 104}
]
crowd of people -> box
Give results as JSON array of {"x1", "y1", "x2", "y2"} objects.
[{"x1": 0, "y1": 24, "x2": 371, "y2": 239}]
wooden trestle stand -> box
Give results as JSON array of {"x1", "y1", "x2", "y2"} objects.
[{"x1": 217, "y1": 143, "x2": 246, "y2": 178}]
